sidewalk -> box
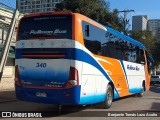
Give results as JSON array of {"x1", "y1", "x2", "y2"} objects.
[
  {"x1": 0, "y1": 77, "x2": 17, "y2": 102},
  {"x1": 0, "y1": 77, "x2": 15, "y2": 91}
]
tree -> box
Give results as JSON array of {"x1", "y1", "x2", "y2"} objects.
[
  {"x1": 56, "y1": 0, "x2": 122, "y2": 30},
  {"x1": 131, "y1": 30, "x2": 155, "y2": 53},
  {"x1": 152, "y1": 39, "x2": 160, "y2": 67},
  {"x1": 109, "y1": 9, "x2": 123, "y2": 31},
  {"x1": 130, "y1": 30, "x2": 159, "y2": 68}
]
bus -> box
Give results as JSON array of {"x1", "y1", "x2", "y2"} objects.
[{"x1": 15, "y1": 12, "x2": 153, "y2": 108}]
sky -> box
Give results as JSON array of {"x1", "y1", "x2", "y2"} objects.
[
  {"x1": 0, "y1": 0, "x2": 16, "y2": 9},
  {"x1": 0, "y1": 0, "x2": 160, "y2": 29},
  {"x1": 108, "y1": 0, "x2": 160, "y2": 29},
  {"x1": 0, "y1": 0, "x2": 160, "y2": 19},
  {"x1": 108, "y1": 0, "x2": 160, "y2": 19}
]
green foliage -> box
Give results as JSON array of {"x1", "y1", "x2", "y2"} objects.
[
  {"x1": 130, "y1": 30, "x2": 160, "y2": 67},
  {"x1": 152, "y1": 39, "x2": 160, "y2": 67},
  {"x1": 56, "y1": 1, "x2": 159, "y2": 68},
  {"x1": 131, "y1": 30, "x2": 155, "y2": 53},
  {"x1": 56, "y1": 0, "x2": 122, "y2": 30}
]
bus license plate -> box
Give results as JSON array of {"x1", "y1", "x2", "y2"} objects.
[{"x1": 36, "y1": 92, "x2": 47, "y2": 97}]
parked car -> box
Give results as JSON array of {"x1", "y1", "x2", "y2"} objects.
[{"x1": 150, "y1": 75, "x2": 160, "y2": 85}]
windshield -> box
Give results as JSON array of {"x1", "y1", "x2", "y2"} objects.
[{"x1": 18, "y1": 14, "x2": 72, "y2": 40}]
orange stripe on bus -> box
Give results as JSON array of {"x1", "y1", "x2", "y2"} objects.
[{"x1": 95, "y1": 55, "x2": 131, "y2": 97}]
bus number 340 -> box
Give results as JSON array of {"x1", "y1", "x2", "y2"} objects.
[{"x1": 36, "y1": 63, "x2": 47, "y2": 68}]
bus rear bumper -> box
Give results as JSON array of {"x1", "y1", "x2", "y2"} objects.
[{"x1": 15, "y1": 85, "x2": 81, "y2": 105}]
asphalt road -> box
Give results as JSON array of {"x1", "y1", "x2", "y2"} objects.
[{"x1": 0, "y1": 84, "x2": 160, "y2": 119}]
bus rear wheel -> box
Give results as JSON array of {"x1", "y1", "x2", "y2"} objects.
[
  {"x1": 137, "y1": 84, "x2": 145, "y2": 97},
  {"x1": 103, "y1": 85, "x2": 113, "y2": 109}
]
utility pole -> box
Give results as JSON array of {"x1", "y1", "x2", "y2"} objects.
[
  {"x1": 0, "y1": 1, "x2": 19, "y2": 81},
  {"x1": 118, "y1": 9, "x2": 134, "y2": 34}
]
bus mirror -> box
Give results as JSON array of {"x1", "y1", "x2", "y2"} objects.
[
  {"x1": 147, "y1": 60, "x2": 152, "y2": 68},
  {"x1": 149, "y1": 62, "x2": 152, "y2": 68},
  {"x1": 85, "y1": 25, "x2": 89, "y2": 37},
  {"x1": 148, "y1": 56, "x2": 154, "y2": 66}
]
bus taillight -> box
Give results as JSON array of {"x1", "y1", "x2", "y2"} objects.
[
  {"x1": 66, "y1": 67, "x2": 79, "y2": 88},
  {"x1": 15, "y1": 65, "x2": 22, "y2": 86}
]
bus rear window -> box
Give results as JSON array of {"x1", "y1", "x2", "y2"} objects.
[{"x1": 18, "y1": 14, "x2": 72, "y2": 40}]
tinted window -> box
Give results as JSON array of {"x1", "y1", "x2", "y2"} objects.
[
  {"x1": 82, "y1": 21, "x2": 145, "y2": 64},
  {"x1": 18, "y1": 15, "x2": 72, "y2": 40},
  {"x1": 101, "y1": 32, "x2": 116, "y2": 58},
  {"x1": 101, "y1": 31, "x2": 145, "y2": 64},
  {"x1": 82, "y1": 21, "x2": 101, "y2": 55},
  {"x1": 151, "y1": 75, "x2": 160, "y2": 78}
]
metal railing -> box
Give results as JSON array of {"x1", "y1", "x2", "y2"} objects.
[{"x1": 0, "y1": 2, "x2": 19, "y2": 81}]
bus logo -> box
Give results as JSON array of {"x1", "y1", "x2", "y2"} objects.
[
  {"x1": 127, "y1": 65, "x2": 140, "y2": 71},
  {"x1": 54, "y1": 29, "x2": 67, "y2": 34}
]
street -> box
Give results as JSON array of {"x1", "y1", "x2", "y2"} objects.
[
  {"x1": 0, "y1": 0, "x2": 160, "y2": 120},
  {"x1": 0, "y1": 85, "x2": 160, "y2": 119}
]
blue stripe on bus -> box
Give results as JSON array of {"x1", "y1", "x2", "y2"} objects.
[
  {"x1": 15, "y1": 48, "x2": 120, "y2": 98},
  {"x1": 119, "y1": 60, "x2": 142, "y2": 94},
  {"x1": 120, "y1": 60, "x2": 129, "y2": 88},
  {"x1": 128, "y1": 88, "x2": 142, "y2": 94},
  {"x1": 70, "y1": 48, "x2": 120, "y2": 98},
  {"x1": 70, "y1": 48, "x2": 112, "y2": 80},
  {"x1": 15, "y1": 48, "x2": 112, "y2": 82}
]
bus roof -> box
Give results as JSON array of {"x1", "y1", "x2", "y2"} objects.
[
  {"x1": 22, "y1": 11, "x2": 73, "y2": 18},
  {"x1": 78, "y1": 12, "x2": 147, "y2": 51},
  {"x1": 21, "y1": 11, "x2": 147, "y2": 51}
]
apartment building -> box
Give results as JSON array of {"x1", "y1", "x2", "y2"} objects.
[
  {"x1": 17, "y1": 0, "x2": 62, "y2": 13},
  {"x1": 0, "y1": 7, "x2": 15, "y2": 78},
  {"x1": 147, "y1": 19, "x2": 160, "y2": 38},
  {"x1": 132, "y1": 15, "x2": 148, "y2": 31}
]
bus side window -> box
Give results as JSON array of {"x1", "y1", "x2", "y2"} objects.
[
  {"x1": 85, "y1": 25, "x2": 89, "y2": 37},
  {"x1": 83, "y1": 22, "x2": 101, "y2": 55}
]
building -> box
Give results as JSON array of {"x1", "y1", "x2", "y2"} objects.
[
  {"x1": 0, "y1": 5, "x2": 16, "y2": 78},
  {"x1": 17, "y1": 0, "x2": 63, "y2": 13},
  {"x1": 132, "y1": 15, "x2": 148, "y2": 31},
  {"x1": 0, "y1": 7, "x2": 15, "y2": 45},
  {"x1": 147, "y1": 19, "x2": 160, "y2": 38}
]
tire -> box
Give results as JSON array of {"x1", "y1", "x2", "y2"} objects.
[
  {"x1": 103, "y1": 85, "x2": 113, "y2": 109},
  {"x1": 137, "y1": 84, "x2": 144, "y2": 97}
]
